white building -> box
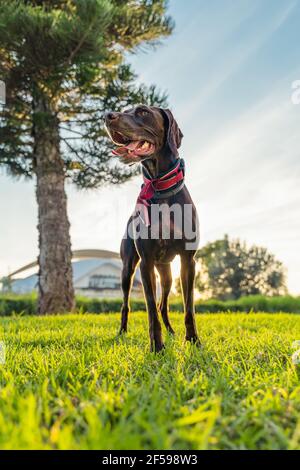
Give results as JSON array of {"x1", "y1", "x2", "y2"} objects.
[{"x1": 9, "y1": 249, "x2": 143, "y2": 298}]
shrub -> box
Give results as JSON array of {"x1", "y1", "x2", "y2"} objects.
[
  {"x1": 0, "y1": 293, "x2": 37, "y2": 316},
  {"x1": 0, "y1": 294, "x2": 299, "y2": 316}
]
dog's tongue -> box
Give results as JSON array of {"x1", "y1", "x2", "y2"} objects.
[{"x1": 112, "y1": 141, "x2": 140, "y2": 156}]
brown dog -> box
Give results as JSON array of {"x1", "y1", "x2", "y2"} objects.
[{"x1": 105, "y1": 105, "x2": 200, "y2": 352}]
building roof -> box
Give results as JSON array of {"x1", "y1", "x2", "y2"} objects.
[
  {"x1": 11, "y1": 275, "x2": 38, "y2": 292},
  {"x1": 9, "y1": 253, "x2": 141, "y2": 294},
  {"x1": 8, "y1": 249, "x2": 121, "y2": 278}
]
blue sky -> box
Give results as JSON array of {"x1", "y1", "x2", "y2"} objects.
[{"x1": 1, "y1": 0, "x2": 300, "y2": 292}]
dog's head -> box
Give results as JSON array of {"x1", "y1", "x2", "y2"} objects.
[{"x1": 105, "y1": 105, "x2": 183, "y2": 164}]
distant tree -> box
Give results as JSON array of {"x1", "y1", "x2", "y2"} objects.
[
  {"x1": 0, "y1": 276, "x2": 12, "y2": 293},
  {"x1": 0, "y1": 0, "x2": 173, "y2": 314},
  {"x1": 195, "y1": 235, "x2": 287, "y2": 300}
]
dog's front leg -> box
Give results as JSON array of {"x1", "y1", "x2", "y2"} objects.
[{"x1": 140, "y1": 260, "x2": 164, "y2": 352}]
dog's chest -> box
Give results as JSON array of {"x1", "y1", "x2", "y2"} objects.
[{"x1": 151, "y1": 238, "x2": 183, "y2": 264}]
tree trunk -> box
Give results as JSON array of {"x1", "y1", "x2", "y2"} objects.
[{"x1": 33, "y1": 94, "x2": 75, "y2": 314}]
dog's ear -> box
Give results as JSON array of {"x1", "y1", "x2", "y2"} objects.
[{"x1": 160, "y1": 108, "x2": 183, "y2": 156}]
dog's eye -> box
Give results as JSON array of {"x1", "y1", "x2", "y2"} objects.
[{"x1": 136, "y1": 108, "x2": 149, "y2": 117}]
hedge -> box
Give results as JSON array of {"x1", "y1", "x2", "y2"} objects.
[{"x1": 0, "y1": 294, "x2": 300, "y2": 316}]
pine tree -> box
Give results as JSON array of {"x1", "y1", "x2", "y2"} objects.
[{"x1": 0, "y1": 0, "x2": 172, "y2": 314}]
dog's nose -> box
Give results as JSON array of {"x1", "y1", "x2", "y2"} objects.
[{"x1": 105, "y1": 111, "x2": 119, "y2": 122}]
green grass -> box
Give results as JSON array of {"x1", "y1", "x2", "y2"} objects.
[{"x1": 1, "y1": 312, "x2": 300, "y2": 450}]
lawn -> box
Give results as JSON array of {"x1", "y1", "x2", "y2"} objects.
[{"x1": 0, "y1": 312, "x2": 300, "y2": 450}]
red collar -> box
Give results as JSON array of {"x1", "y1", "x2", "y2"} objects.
[{"x1": 136, "y1": 159, "x2": 185, "y2": 226}]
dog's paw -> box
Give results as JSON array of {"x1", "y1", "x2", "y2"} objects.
[
  {"x1": 151, "y1": 341, "x2": 165, "y2": 353},
  {"x1": 117, "y1": 328, "x2": 127, "y2": 338},
  {"x1": 186, "y1": 336, "x2": 202, "y2": 348},
  {"x1": 166, "y1": 327, "x2": 175, "y2": 336}
]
